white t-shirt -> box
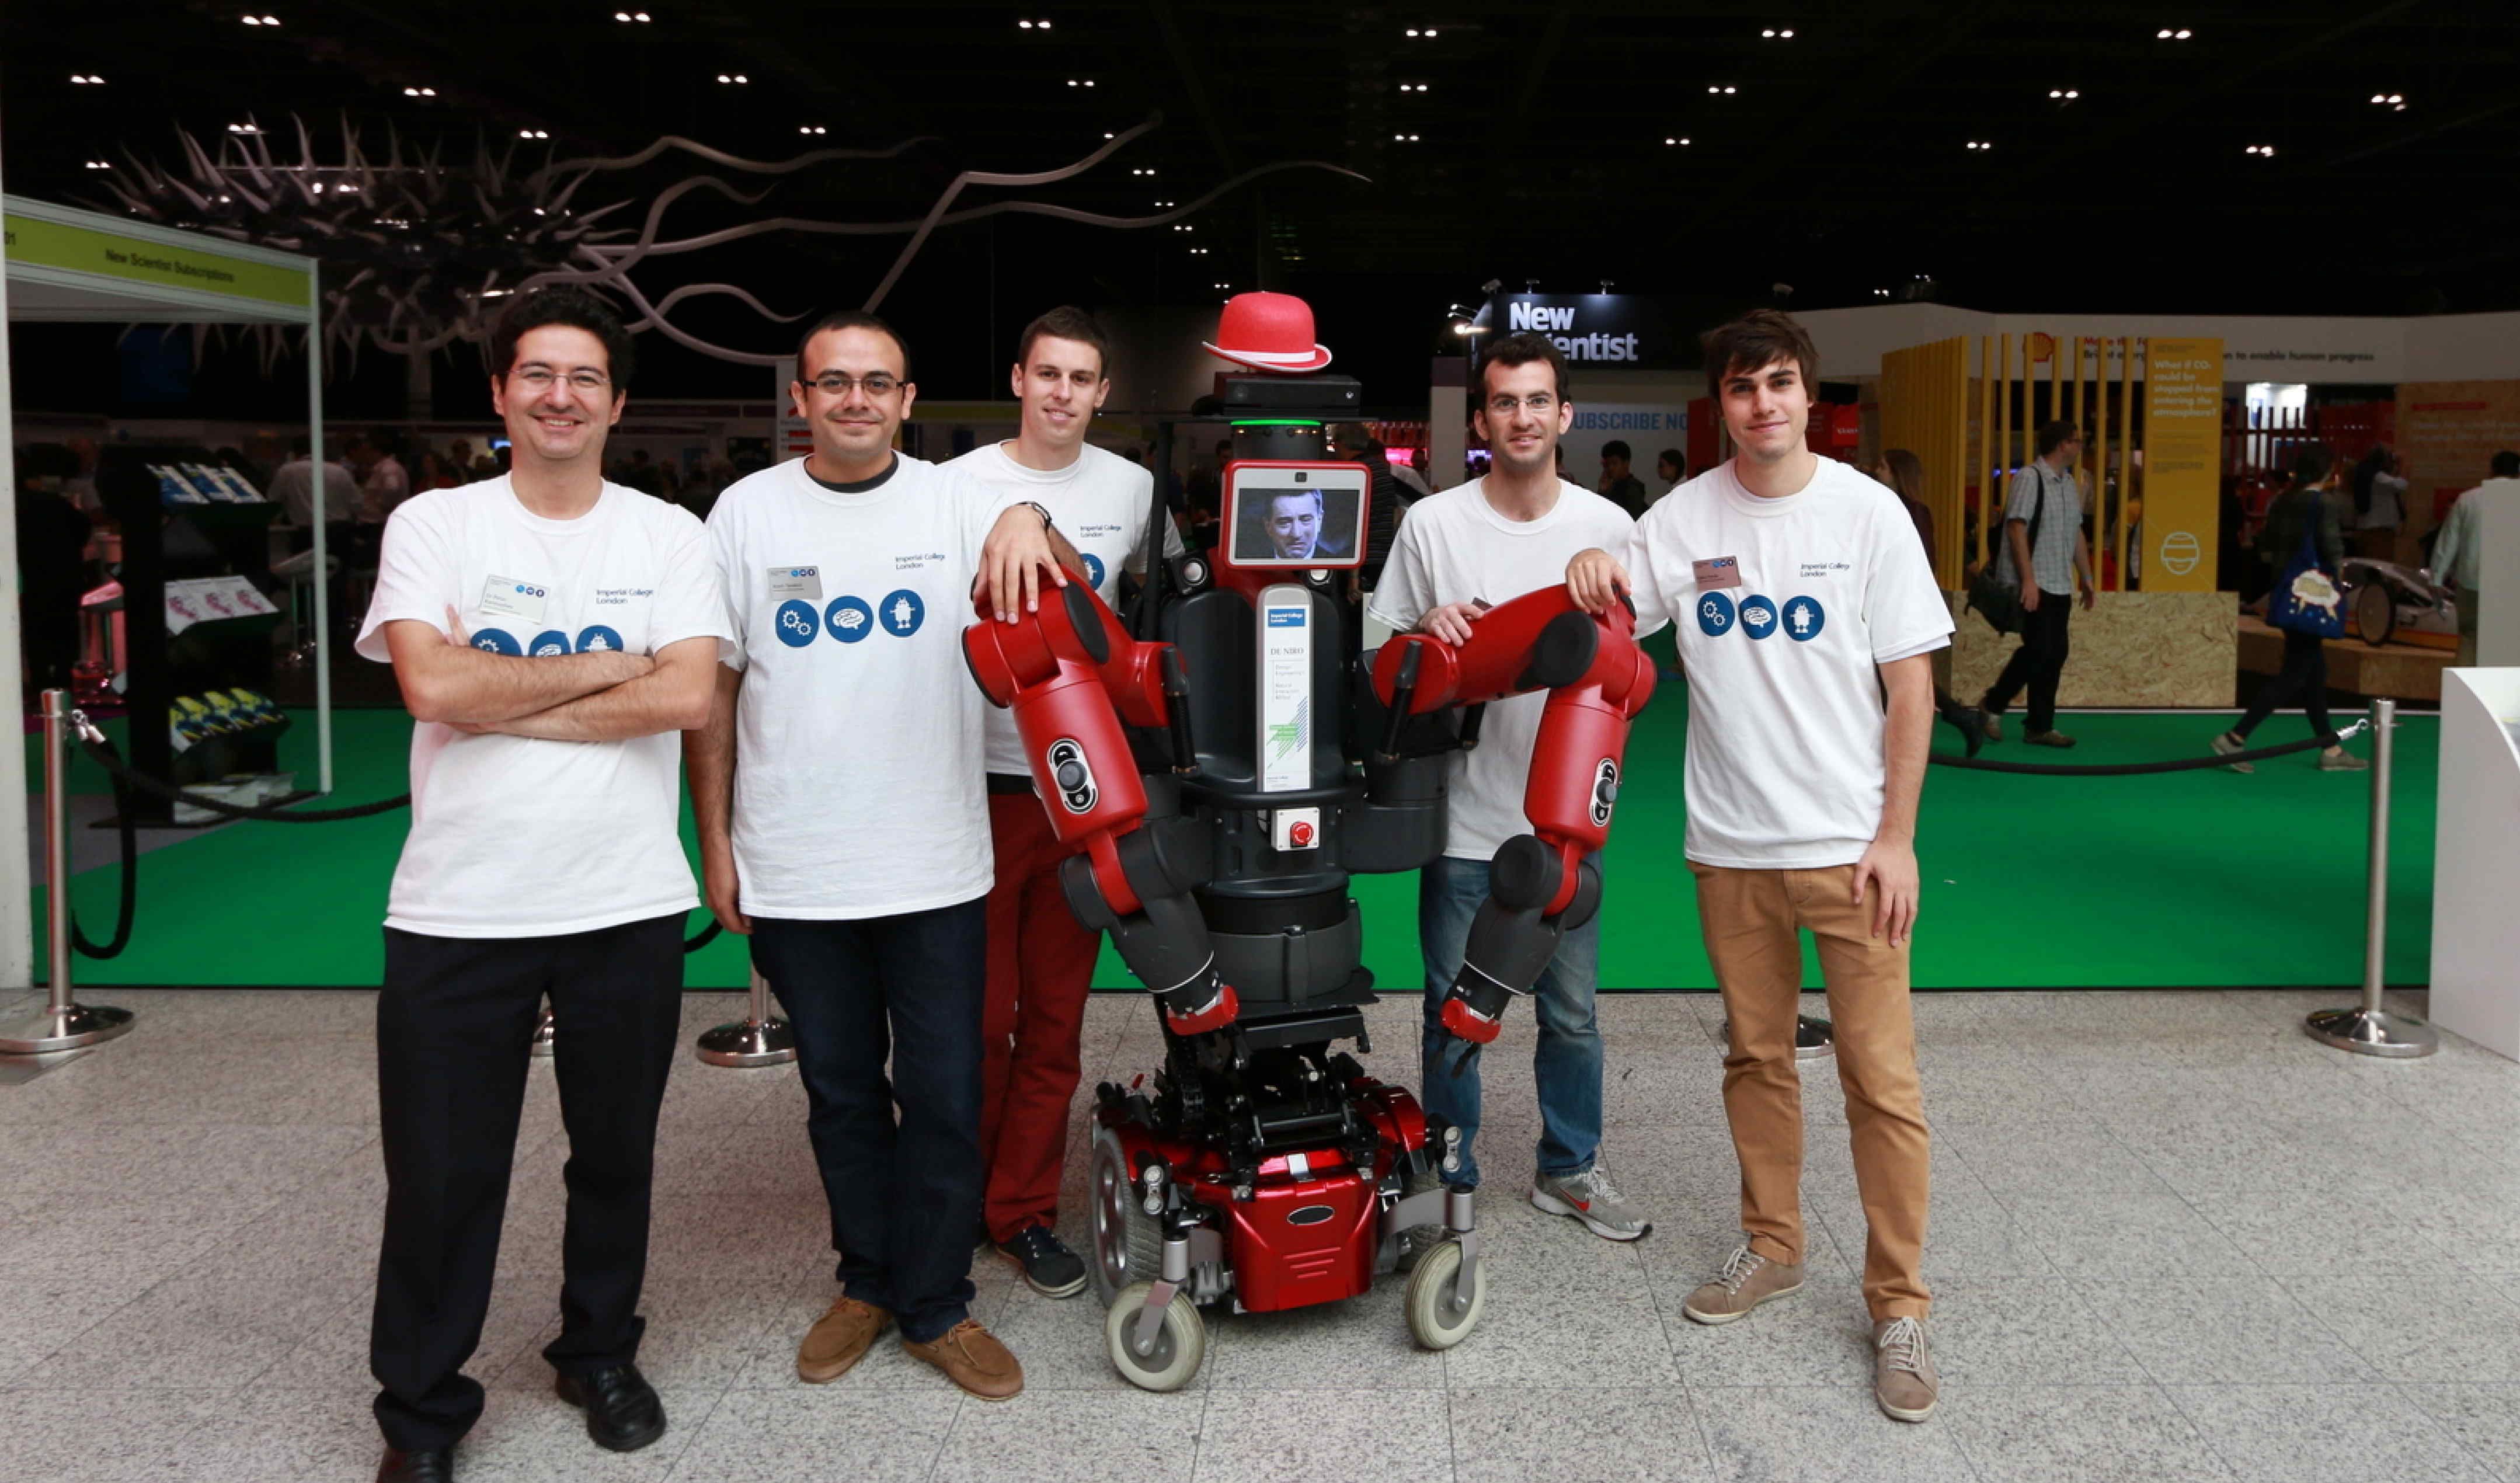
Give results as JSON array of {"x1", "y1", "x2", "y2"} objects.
[
  {"x1": 706, "y1": 454, "x2": 1022, "y2": 920},
  {"x1": 1368, "y1": 478, "x2": 1637, "y2": 861},
  {"x1": 942, "y1": 440, "x2": 1185, "y2": 777},
  {"x1": 1626, "y1": 457, "x2": 1954, "y2": 869},
  {"x1": 356, "y1": 478, "x2": 730, "y2": 938}
]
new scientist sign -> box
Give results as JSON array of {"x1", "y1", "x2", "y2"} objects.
[{"x1": 1492, "y1": 295, "x2": 1698, "y2": 369}]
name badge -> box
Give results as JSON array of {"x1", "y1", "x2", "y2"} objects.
[
  {"x1": 479, "y1": 576, "x2": 549, "y2": 622},
  {"x1": 1693, "y1": 556, "x2": 1743, "y2": 590},
  {"x1": 767, "y1": 565, "x2": 824, "y2": 602}
]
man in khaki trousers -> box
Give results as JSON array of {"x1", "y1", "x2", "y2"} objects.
[{"x1": 1567, "y1": 309, "x2": 1949, "y2": 1424}]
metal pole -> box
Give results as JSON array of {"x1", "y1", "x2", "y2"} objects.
[
  {"x1": 2307, "y1": 698, "x2": 2437, "y2": 1057},
  {"x1": 0, "y1": 691, "x2": 135, "y2": 1053},
  {"x1": 697, "y1": 967, "x2": 796, "y2": 1067},
  {"x1": 308, "y1": 276, "x2": 333, "y2": 796}
]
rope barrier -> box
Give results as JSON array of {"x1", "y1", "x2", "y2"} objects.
[
  {"x1": 1927, "y1": 718, "x2": 2369, "y2": 776},
  {"x1": 70, "y1": 761, "x2": 138, "y2": 960}
]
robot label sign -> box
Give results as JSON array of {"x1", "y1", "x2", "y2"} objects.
[{"x1": 1258, "y1": 592, "x2": 1313, "y2": 792}]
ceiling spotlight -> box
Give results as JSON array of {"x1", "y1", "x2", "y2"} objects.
[
  {"x1": 402, "y1": 86, "x2": 437, "y2": 96},
  {"x1": 227, "y1": 122, "x2": 263, "y2": 134},
  {"x1": 2157, "y1": 26, "x2": 2192, "y2": 39},
  {"x1": 242, "y1": 12, "x2": 279, "y2": 23},
  {"x1": 2244, "y1": 143, "x2": 2276, "y2": 156},
  {"x1": 1762, "y1": 27, "x2": 1793, "y2": 38},
  {"x1": 517, "y1": 128, "x2": 549, "y2": 139},
  {"x1": 1404, "y1": 26, "x2": 1437, "y2": 37},
  {"x1": 798, "y1": 125, "x2": 827, "y2": 135},
  {"x1": 69, "y1": 73, "x2": 105, "y2": 84},
  {"x1": 2049, "y1": 88, "x2": 2079, "y2": 100},
  {"x1": 1874, "y1": 288, "x2": 1890, "y2": 297},
  {"x1": 1966, "y1": 140, "x2": 1992, "y2": 150},
  {"x1": 84, "y1": 159, "x2": 110, "y2": 170}
]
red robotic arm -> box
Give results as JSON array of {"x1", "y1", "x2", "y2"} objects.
[
  {"x1": 963, "y1": 584, "x2": 1239, "y2": 1034},
  {"x1": 1371, "y1": 587, "x2": 1657, "y2": 1045}
]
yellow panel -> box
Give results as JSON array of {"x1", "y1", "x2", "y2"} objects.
[
  {"x1": 1879, "y1": 336, "x2": 1969, "y2": 589},
  {"x1": 2143, "y1": 337, "x2": 2225, "y2": 591}
]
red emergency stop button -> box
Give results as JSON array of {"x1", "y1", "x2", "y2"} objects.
[{"x1": 1290, "y1": 820, "x2": 1315, "y2": 847}]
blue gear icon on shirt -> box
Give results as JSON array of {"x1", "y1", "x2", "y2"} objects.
[
  {"x1": 1738, "y1": 596, "x2": 1779, "y2": 639},
  {"x1": 528, "y1": 630, "x2": 570, "y2": 657},
  {"x1": 575, "y1": 624, "x2": 625, "y2": 654},
  {"x1": 1081, "y1": 552, "x2": 1106, "y2": 589},
  {"x1": 878, "y1": 589, "x2": 925, "y2": 638},
  {"x1": 1696, "y1": 591, "x2": 1736, "y2": 637},
  {"x1": 1783, "y1": 597, "x2": 1826, "y2": 641},
  {"x1": 824, "y1": 596, "x2": 873, "y2": 643},
  {"x1": 471, "y1": 627, "x2": 522, "y2": 656},
  {"x1": 773, "y1": 600, "x2": 820, "y2": 648}
]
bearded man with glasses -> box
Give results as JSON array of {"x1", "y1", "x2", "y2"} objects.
[{"x1": 688, "y1": 310, "x2": 1075, "y2": 1403}]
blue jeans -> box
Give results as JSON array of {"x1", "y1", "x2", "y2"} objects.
[
  {"x1": 750, "y1": 900, "x2": 987, "y2": 1344},
  {"x1": 1417, "y1": 854, "x2": 1604, "y2": 1189}
]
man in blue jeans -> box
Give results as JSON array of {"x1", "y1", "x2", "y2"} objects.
[{"x1": 1367, "y1": 331, "x2": 1648, "y2": 1239}]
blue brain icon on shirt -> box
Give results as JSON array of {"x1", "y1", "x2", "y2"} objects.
[
  {"x1": 1697, "y1": 591, "x2": 1736, "y2": 637},
  {"x1": 471, "y1": 627, "x2": 522, "y2": 656},
  {"x1": 575, "y1": 624, "x2": 624, "y2": 655},
  {"x1": 1081, "y1": 552, "x2": 1107, "y2": 590},
  {"x1": 1783, "y1": 597, "x2": 1826, "y2": 641},
  {"x1": 528, "y1": 630, "x2": 570, "y2": 657},
  {"x1": 1737, "y1": 596, "x2": 1779, "y2": 640},
  {"x1": 878, "y1": 589, "x2": 925, "y2": 638},
  {"x1": 824, "y1": 596, "x2": 873, "y2": 644},
  {"x1": 774, "y1": 600, "x2": 820, "y2": 648}
]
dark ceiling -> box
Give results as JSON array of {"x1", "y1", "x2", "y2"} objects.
[{"x1": 5, "y1": 1, "x2": 2517, "y2": 409}]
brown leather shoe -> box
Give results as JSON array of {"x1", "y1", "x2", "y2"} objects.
[
  {"x1": 902, "y1": 1318, "x2": 1024, "y2": 1401},
  {"x1": 796, "y1": 1295, "x2": 892, "y2": 1384}
]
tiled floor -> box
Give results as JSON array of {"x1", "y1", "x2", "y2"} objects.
[{"x1": 0, "y1": 984, "x2": 2509, "y2": 1482}]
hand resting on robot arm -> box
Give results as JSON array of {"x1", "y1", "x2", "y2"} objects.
[{"x1": 972, "y1": 502, "x2": 1076, "y2": 625}]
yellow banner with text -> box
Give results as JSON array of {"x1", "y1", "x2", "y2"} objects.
[
  {"x1": 2142, "y1": 336, "x2": 2223, "y2": 591},
  {"x1": 2, "y1": 211, "x2": 308, "y2": 308}
]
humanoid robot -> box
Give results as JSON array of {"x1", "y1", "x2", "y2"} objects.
[{"x1": 960, "y1": 296, "x2": 1655, "y2": 1388}]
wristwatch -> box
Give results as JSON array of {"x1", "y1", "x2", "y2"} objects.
[{"x1": 1022, "y1": 500, "x2": 1056, "y2": 532}]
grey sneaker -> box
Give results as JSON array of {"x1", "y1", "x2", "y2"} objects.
[
  {"x1": 1681, "y1": 1242, "x2": 1805, "y2": 1325},
  {"x1": 1530, "y1": 1168, "x2": 1652, "y2": 1242},
  {"x1": 2320, "y1": 747, "x2": 2371, "y2": 772},
  {"x1": 1874, "y1": 1315, "x2": 1938, "y2": 1422},
  {"x1": 2211, "y1": 731, "x2": 2254, "y2": 774}
]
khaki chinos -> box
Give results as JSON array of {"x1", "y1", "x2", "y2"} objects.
[{"x1": 1689, "y1": 861, "x2": 1931, "y2": 1321}]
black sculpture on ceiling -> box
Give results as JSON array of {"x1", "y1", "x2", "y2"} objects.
[{"x1": 86, "y1": 113, "x2": 1362, "y2": 370}]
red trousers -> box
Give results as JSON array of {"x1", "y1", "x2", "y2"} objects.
[{"x1": 979, "y1": 791, "x2": 1102, "y2": 1244}]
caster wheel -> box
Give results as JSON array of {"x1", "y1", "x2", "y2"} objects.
[
  {"x1": 1105, "y1": 1281, "x2": 1206, "y2": 1391},
  {"x1": 1404, "y1": 1239, "x2": 1485, "y2": 1349},
  {"x1": 1090, "y1": 1126, "x2": 1164, "y2": 1307}
]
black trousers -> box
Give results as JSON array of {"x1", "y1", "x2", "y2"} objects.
[
  {"x1": 1985, "y1": 592, "x2": 2072, "y2": 733},
  {"x1": 2234, "y1": 628, "x2": 2339, "y2": 746},
  {"x1": 370, "y1": 914, "x2": 684, "y2": 1452},
  {"x1": 749, "y1": 899, "x2": 987, "y2": 1343}
]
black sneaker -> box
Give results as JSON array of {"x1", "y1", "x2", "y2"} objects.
[{"x1": 994, "y1": 1223, "x2": 1088, "y2": 1298}]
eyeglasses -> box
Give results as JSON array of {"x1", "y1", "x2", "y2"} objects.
[
  {"x1": 1486, "y1": 392, "x2": 1558, "y2": 415},
  {"x1": 809, "y1": 372, "x2": 903, "y2": 398},
  {"x1": 513, "y1": 367, "x2": 610, "y2": 392}
]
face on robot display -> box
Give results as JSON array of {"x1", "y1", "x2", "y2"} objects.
[{"x1": 1266, "y1": 490, "x2": 1323, "y2": 559}]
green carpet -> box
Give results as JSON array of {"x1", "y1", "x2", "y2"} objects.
[{"x1": 31, "y1": 697, "x2": 2436, "y2": 991}]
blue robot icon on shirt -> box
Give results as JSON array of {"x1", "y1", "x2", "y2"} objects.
[
  {"x1": 878, "y1": 589, "x2": 925, "y2": 638},
  {"x1": 1783, "y1": 597, "x2": 1825, "y2": 641},
  {"x1": 1738, "y1": 596, "x2": 1779, "y2": 640},
  {"x1": 824, "y1": 596, "x2": 873, "y2": 643},
  {"x1": 1081, "y1": 552, "x2": 1107, "y2": 590},
  {"x1": 774, "y1": 600, "x2": 820, "y2": 648},
  {"x1": 1697, "y1": 591, "x2": 1736, "y2": 637},
  {"x1": 575, "y1": 624, "x2": 624, "y2": 654}
]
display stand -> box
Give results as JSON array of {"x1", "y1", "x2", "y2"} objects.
[
  {"x1": 2, "y1": 195, "x2": 332, "y2": 803},
  {"x1": 2427, "y1": 669, "x2": 2520, "y2": 1060}
]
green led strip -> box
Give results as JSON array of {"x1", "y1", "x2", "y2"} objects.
[{"x1": 1230, "y1": 418, "x2": 1324, "y2": 427}]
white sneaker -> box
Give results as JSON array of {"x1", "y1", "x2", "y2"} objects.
[{"x1": 1530, "y1": 1168, "x2": 1652, "y2": 1241}]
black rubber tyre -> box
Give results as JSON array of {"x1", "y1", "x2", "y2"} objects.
[{"x1": 1089, "y1": 1126, "x2": 1164, "y2": 1308}]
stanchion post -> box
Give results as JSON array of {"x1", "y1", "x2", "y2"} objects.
[
  {"x1": 2307, "y1": 698, "x2": 2437, "y2": 1057},
  {"x1": 697, "y1": 967, "x2": 796, "y2": 1068},
  {"x1": 0, "y1": 690, "x2": 136, "y2": 1054}
]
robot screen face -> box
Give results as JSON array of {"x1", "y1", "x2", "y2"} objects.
[{"x1": 1224, "y1": 464, "x2": 1369, "y2": 570}]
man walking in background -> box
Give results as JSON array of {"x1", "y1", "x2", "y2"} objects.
[
  {"x1": 1980, "y1": 419, "x2": 2094, "y2": 748},
  {"x1": 944, "y1": 306, "x2": 1179, "y2": 1299},
  {"x1": 1597, "y1": 438, "x2": 1650, "y2": 518},
  {"x1": 2431, "y1": 450, "x2": 2519, "y2": 667}
]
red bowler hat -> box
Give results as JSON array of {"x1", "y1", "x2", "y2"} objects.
[{"x1": 1202, "y1": 291, "x2": 1334, "y2": 374}]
